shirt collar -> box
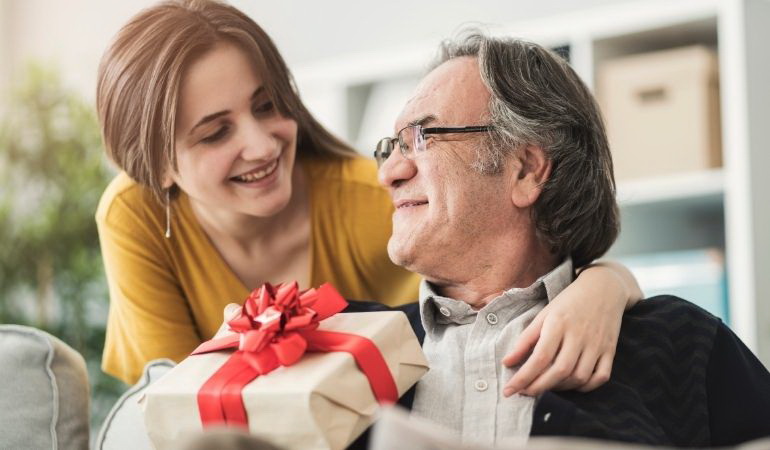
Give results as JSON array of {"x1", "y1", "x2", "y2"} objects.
[{"x1": 419, "y1": 258, "x2": 574, "y2": 329}]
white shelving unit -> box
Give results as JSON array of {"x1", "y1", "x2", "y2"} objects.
[{"x1": 293, "y1": 0, "x2": 770, "y2": 366}]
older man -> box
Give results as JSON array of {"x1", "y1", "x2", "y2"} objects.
[{"x1": 372, "y1": 33, "x2": 770, "y2": 447}]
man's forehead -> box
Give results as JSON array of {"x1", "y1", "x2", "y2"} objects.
[{"x1": 395, "y1": 56, "x2": 490, "y2": 132}]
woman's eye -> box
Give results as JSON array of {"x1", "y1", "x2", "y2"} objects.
[
  {"x1": 201, "y1": 126, "x2": 229, "y2": 144},
  {"x1": 253, "y1": 101, "x2": 274, "y2": 115}
]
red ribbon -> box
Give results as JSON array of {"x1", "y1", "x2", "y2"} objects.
[{"x1": 191, "y1": 282, "x2": 398, "y2": 428}]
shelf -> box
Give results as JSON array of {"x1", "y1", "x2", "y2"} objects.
[
  {"x1": 293, "y1": 0, "x2": 770, "y2": 366},
  {"x1": 612, "y1": 169, "x2": 725, "y2": 258},
  {"x1": 616, "y1": 168, "x2": 724, "y2": 206}
]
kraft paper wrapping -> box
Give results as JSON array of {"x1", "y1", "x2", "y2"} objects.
[{"x1": 140, "y1": 311, "x2": 428, "y2": 450}]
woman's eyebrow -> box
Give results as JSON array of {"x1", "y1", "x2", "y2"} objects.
[
  {"x1": 189, "y1": 110, "x2": 229, "y2": 135},
  {"x1": 189, "y1": 87, "x2": 265, "y2": 135}
]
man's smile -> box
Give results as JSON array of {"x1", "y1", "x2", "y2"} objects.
[{"x1": 395, "y1": 199, "x2": 429, "y2": 209}]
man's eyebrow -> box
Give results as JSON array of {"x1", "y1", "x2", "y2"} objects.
[
  {"x1": 408, "y1": 115, "x2": 437, "y2": 127},
  {"x1": 188, "y1": 87, "x2": 265, "y2": 135}
]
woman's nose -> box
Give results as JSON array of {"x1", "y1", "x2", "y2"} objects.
[{"x1": 238, "y1": 118, "x2": 280, "y2": 161}]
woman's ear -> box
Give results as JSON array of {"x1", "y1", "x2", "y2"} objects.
[
  {"x1": 511, "y1": 145, "x2": 552, "y2": 208},
  {"x1": 161, "y1": 167, "x2": 175, "y2": 189}
]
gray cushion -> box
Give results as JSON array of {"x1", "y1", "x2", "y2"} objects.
[
  {"x1": 0, "y1": 324, "x2": 90, "y2": 450},
  {"x1": 95, "y1": 359, "x2": 175, "y2": 450}
]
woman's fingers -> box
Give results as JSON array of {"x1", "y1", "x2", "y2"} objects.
[
  {"x1": 516, "y1": 336, "x2": 582, "y2": 397},
  {"x1": 576, "y1": 352, "x2": 613, "y2": 392},
  {"x1": 501, "y1": 263, "x2": 630, "y2": 397},
  {"x1": 552, "y1": 345, "x2": 600, "y2": 391},
  {"x1": 502, "y1": 315, "x2": 563, "y2": 396},
  {"x1": 224, "y1": 303, "x2": 241, "y2": 321},
  {"x1": 502, "y1": 308, "x2": 546, "y2": 367},
  {"x1": 213, "y1": 303, "x2": 241, "y2": 338}
]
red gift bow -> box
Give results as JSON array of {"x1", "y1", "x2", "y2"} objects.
[{"x1": 191, "y1": 282, "x2": 399, "y2": 428}]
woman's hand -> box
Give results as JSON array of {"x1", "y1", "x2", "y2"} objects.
[
  {"x1": 212, "y1": 303, "x2": 242, "y2": 339},
  {"x1": 501, "y1": 261, "x2": 643, "y2": 397}
]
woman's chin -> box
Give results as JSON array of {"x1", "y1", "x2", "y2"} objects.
[{"x1": 239, "y1": 190, "x2": 293, "y2": 218}]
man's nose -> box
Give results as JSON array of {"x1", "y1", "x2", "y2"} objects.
[
  {"x1": 239, "y1": 119, "x2": 279, "y2": 161},
  {"x1": 377, "y1": 147, "x2": 417, "y2": 188}
]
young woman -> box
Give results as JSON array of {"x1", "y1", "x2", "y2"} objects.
[{"x1": 95, "y1": 0, "x2": 642, "y2": 392}]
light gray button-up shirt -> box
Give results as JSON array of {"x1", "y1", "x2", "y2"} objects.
[{"x1": 412, "y1": 259, "x2": 573, "y2": 446}]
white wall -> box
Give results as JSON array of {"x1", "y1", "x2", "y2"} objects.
[
  {"x1": 0, "y1": 1, "x2": 10, "y2": 112},
  {"x1": 230, "y1": 0, "x2": 625, "y2": 65},
  {"x1": 2, "y1": 0, "x2": 156, "y2": 102},
  {"x1": 0, "y1": 0, "x2": 634, "y2": 102}
]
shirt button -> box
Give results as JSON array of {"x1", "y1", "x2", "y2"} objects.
[
  {"x1": 486, "y1": 313, "x2": 498, "y2": 325},
  {"x1": 439, "y1": 306, "x2": 451, "y2": 317},
  {"x1": 474, "y1": 379, "x2": 488, "y2": 391}
]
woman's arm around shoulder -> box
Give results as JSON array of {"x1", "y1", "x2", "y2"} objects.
[{"x1": 501, "y1": 260, "x2": 643, "y2": 396}]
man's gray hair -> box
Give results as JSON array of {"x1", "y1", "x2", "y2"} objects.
[{"x1": 433, "y1": 31, "x2": 619, "y2": 267}]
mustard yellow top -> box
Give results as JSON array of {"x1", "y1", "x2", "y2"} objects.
[{"x1": 96, "y1": 156, "x2": 420, "y2": 384}]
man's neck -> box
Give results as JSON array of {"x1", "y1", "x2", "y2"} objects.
[{"x1": 425, "y1": 238, "x2": 559, "y2": 310}]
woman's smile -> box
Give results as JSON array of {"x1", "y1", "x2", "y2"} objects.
[{"x1": 230, "y1": 158, "x2": 280, "y2": 185}]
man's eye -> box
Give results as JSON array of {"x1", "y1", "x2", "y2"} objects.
[
  {"x1": 253, "y1": 101, "x2": 274, "y2": 115},
  {"x1": 201, "y1": 126, "x2": 229, "y2": 144}
]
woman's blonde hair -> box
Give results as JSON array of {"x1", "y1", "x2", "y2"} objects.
[{"x1": 96, "y1": 0, "x2": 356, "y2": 200}]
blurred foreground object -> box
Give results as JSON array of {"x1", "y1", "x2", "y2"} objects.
[
  {"x1": 370, "y1": 405, "x2": 770, "y2": 450},
  {"x1": 0, "y1": 324, "x2": 90, "y2": 449}
]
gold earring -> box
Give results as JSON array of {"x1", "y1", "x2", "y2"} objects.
[{"x1": 165, "y1": 189, "x2": 172, "y2": 239}]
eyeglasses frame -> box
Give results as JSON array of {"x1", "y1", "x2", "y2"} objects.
[{"x1": 374, "y1": 124, "x2": 492, "y2": 167}]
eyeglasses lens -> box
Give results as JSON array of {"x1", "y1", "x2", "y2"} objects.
[
  {"x1": 398, "y1": 125, "x2": 425, "y2": 158},
  {"x1": 375, "y1": 138, "x2": 391, "y2": 166},
  {"x1": 397, "y1": 127, "x2": 411, "y2": 155}
]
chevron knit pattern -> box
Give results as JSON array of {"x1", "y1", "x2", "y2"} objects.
[{"x1": 544, "y1": 296, "x2": 719, "y2": 446}]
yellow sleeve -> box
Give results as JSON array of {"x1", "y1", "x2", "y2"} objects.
[{"x1": 96, "y1": 179, "x2": 201, "y2": 385}]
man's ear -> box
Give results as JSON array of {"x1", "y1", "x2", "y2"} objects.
[{"x1": 511, "y1": 145, "x2": 552, "y2": 208}]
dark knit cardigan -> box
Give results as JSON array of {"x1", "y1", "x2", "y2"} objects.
[{"x1": 345, "y1": 295, "x2": 770, "y2": 447}]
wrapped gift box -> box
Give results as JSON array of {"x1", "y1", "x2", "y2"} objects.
[{"x1": 140, "y1": 310, "x2": 428, "y2": 450}]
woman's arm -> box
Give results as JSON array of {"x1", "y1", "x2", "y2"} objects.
[
  {"x1": 501, "y1": 260, "x2": 643, "y2": 397},
  {"x1": 97, "y1": 188, "x2": 201, "y2": 385}
]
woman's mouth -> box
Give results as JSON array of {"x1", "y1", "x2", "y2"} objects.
[{"x1": 230, "y1": 159, "x2": 279, "y2": 183}]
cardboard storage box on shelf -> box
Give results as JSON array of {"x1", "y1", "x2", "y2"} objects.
[
  {"x1": 140, "y1": 310, "x2": 428, "y2": 450},
  {"x1": 597, "y1": 45, "x2": 721, "y2": 181}
]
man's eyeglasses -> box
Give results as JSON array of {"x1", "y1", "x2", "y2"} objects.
[{"x1": 374, "y1": 124, "x2": 492, "y2": 168}]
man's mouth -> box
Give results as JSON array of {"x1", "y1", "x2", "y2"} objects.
[
  {"x1": 230, "y1": 159, "x2": 279, "y2": 183},
  {"x1": 395, "y1": 200, "x2": 428, "y2": 209}
]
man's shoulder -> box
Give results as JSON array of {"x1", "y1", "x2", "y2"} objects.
[
  {"x1": 537, "y1": 294, "x2": 770, "y2": 445},
  {"x1": 628, "y1": 294, "x2": 719, "y2": 316},
  {"x1": 623, "y1": 295, "x2": 722, "y2": 333},
  {"x1": 533, "y1": 295, "x2": 725, "y2": 444},
  {"x1": 617, "y1": 295, "x2": 722, "y2": 363}
]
